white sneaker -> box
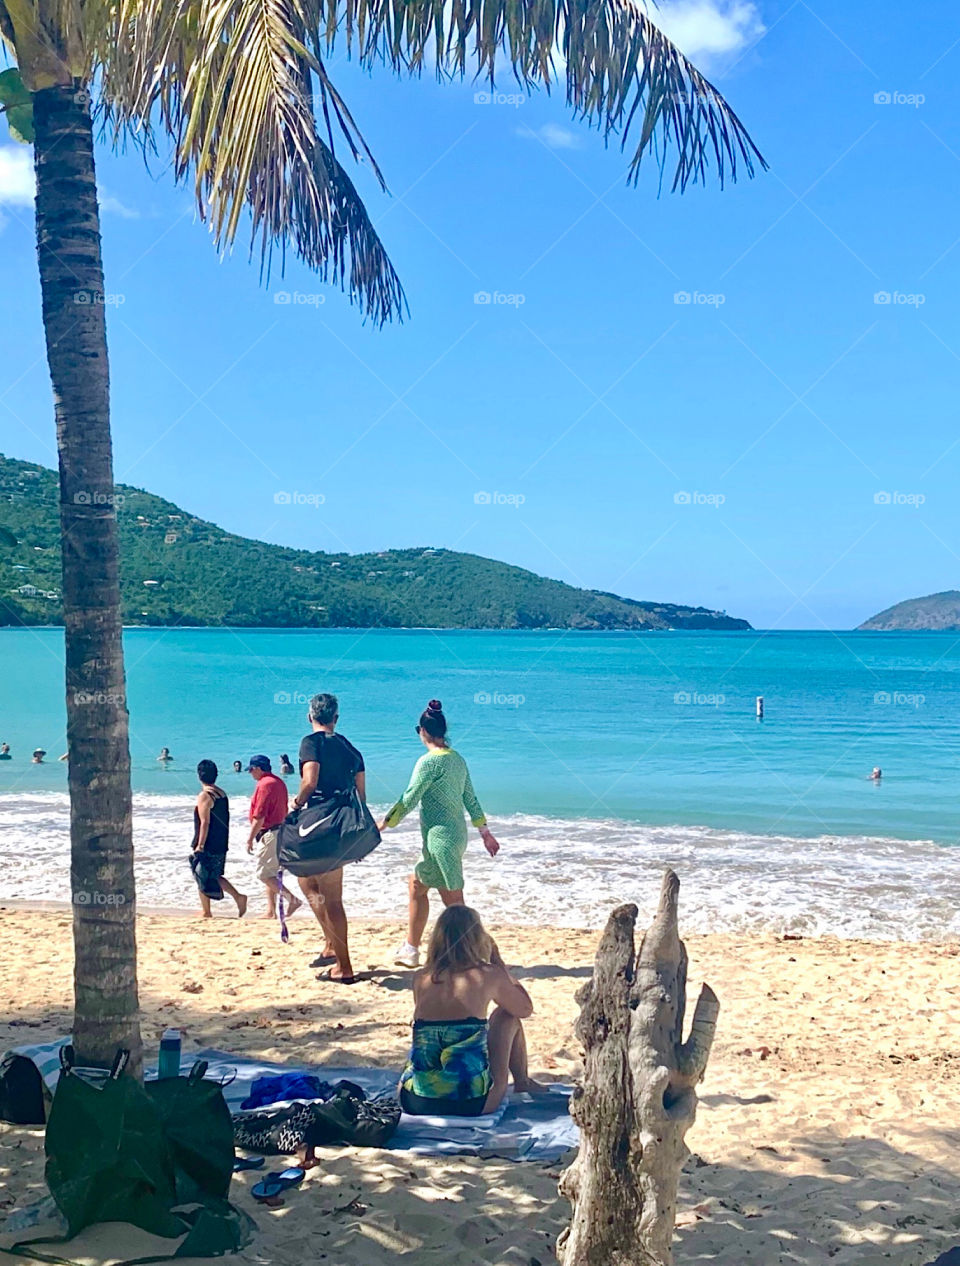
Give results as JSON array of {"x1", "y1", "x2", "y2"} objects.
[{"x1": 394, "y1": 942, "x2": 420, "y2": 969}]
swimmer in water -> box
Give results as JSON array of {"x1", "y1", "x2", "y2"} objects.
[
  {"x1": 0, "y1": 743, "x2": 10, "y2": 760},
  {"x1": 233, "y1": 760, "x2": 243, "y2": 774},
  {"x1": 158, "y1": 747, "x2": 173, "y2": 764},
  {"x1": 279, "y1": 753, "x2": 295, "y2": 776},
  {"x1": 32, "y1": 749, "x2": 46, "y2": 764},
  {"x1": 869, "y1": 767, "x2": 882, "y2": 781}
]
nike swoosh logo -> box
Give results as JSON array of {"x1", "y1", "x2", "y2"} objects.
[{"x1": 298, "y1": 816, "x2": 335, "y2": 838}]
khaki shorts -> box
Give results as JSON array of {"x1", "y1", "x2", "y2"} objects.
[{"x1": 255, "y1": 829, "x2": 280, "y2": 883}]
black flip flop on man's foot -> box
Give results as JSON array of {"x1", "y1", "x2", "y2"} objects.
[
  {"x1": 309, "y1": 953, "x2": 337, "y2": 968},
  {"x1": 317, "y1": 968, "x2": 356, "y2": 985}
]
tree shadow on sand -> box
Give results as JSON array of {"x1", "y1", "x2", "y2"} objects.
[{"x1": 678, "y1": 1127, "x2": 960, "y2": 1266}]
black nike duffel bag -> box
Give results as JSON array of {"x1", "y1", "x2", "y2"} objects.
[{"x1": 276, "y1": 787, "x2": 381, "y2": 877}]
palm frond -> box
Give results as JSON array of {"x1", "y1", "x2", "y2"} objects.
[
  {"x1": 101, "y1": 0, "x2": 405, "y2": 322},
  {"x1": 317, "y1": 0, "x2": 765, "y2": 190}
]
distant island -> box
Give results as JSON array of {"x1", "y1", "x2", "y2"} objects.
[
  {"x1": 858, "y1": 591, "x2": 960, "y2": 632},
  {"x1": 0, "y1": 455, "x2": 750, "y2": 631}
]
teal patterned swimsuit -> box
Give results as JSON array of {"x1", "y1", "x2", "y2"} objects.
[
  {"x1": 400, "y1": 1017, "x2": 492, "y2": 1102},
  {"x1": 384, "y1": 748, "x2": 486, "y2": 891}
]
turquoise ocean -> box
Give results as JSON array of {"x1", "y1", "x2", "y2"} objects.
[{"x1": 1, "y1": 627, "x2": 958, "y2": 939}]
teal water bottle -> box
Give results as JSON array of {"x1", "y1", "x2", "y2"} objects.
[{"x1": 158, "y1": 1028, "x2": 181, "y2": 1079}]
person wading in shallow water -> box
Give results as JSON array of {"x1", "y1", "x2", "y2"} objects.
[
  {"x1": 292, "y1": 692, "x2": 366, "y2": 985},
  {"x1": 190, "y1": 760, "x2": 247, "y2": 919},
  {"x1": 379, "y1": 700, "x2": 499, "y2": 970}
]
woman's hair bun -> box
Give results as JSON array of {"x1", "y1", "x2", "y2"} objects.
[{"x1": 427, "y1": 699, "x2": 443, "y2": 712}]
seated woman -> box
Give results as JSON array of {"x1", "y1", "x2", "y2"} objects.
[{"x1": 399, "y1": 905, "x2": 545, "y2": 1117}]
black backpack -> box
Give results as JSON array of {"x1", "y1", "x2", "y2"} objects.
[{"x1": 0, "y1": 1051, "x2": 46, "y2": 1124}]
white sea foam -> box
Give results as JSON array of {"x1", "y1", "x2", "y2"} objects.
[{"x1": 0, "y1": 792, "x2": 957, "y2": 941}]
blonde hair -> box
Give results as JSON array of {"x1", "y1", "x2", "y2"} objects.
[{"x1": 425, "y1": 906, "x2": 492, "y2": 982}]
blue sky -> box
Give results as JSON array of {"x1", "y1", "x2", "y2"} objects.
[{"x1": 2, "y1": 0, "x2": 960, "y2": 630}]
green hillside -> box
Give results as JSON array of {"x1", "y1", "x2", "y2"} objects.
[
  {"x1": 858, "y1": 591, "x2": 960, "y2": 631},
  {"x1": 0, "y1": 455, "x2": 750, "y2": 631}
]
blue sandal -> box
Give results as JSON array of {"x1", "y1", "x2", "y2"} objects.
[{"x1": 251, "y1": 1167, "x2": 306, "y2": 1202}]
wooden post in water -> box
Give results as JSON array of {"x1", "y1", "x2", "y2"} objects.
[{"x1": 557, "y1": 871, "x2": 719, "y2": 1266}]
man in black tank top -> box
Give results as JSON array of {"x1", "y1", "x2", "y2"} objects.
[
  {"x1": 191, "y1": 760, "x2": 248, "y2": 918},
  {"x1": 291, "y1": 693, "x2": 366, "y2": 983}
]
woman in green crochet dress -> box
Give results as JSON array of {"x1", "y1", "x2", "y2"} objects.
[{"x1": 379, "y1": 700, "x2": 500, "y2": 969}]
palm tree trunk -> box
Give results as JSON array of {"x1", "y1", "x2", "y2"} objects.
[{"x1": 33, "y1": 83, "x2": 142, "y2": 1076}]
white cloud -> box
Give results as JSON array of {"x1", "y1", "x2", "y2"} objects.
[
  {"x1": 517, "y1": 123, "x2": 584, "y2": 150},
  {"x1": 0, "y1": 146, "x2": 36, "y2": 207},
  {"x1": 0, "y1": 151, "x2": 139, "y2": 221},
  {"x1": 99, "y1": 191, "x2": 140, "y2": 219},
  {"x1": 651, "y1": 1, "x2": 765, "y2": 68}
]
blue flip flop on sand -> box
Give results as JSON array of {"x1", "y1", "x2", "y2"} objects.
[{"x1": 251, "y1": 1167, "x2": 306, "y2": 1202}]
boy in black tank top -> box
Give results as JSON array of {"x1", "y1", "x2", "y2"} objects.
[{"x1": 191, "y1": 760, "x2": 248, "y2": 918}]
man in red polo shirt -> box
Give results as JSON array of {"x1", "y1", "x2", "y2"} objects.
[{"x1": 245, "y1": 755, "x2": 301, "y2": 920}]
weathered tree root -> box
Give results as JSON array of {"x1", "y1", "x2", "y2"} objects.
[{"x1": 558, "y1": 869, "x2": 719, "y2": 1266}]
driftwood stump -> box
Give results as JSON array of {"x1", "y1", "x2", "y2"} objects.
[{"x1": 557, "y1": 869, "x2": 719, "y2": 1266}]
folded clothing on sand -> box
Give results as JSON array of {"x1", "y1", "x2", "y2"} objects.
[
  {"x1": 240, "y1": 1072, "x2": 332, "y2": 1109},
  {"x1": 233, "y1": 1085, "x2": 401, "y2": 1153}
]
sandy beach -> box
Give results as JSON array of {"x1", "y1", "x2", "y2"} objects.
[{"x1": 1, "y1": 904, "x2": 958, "y2": 1265}]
